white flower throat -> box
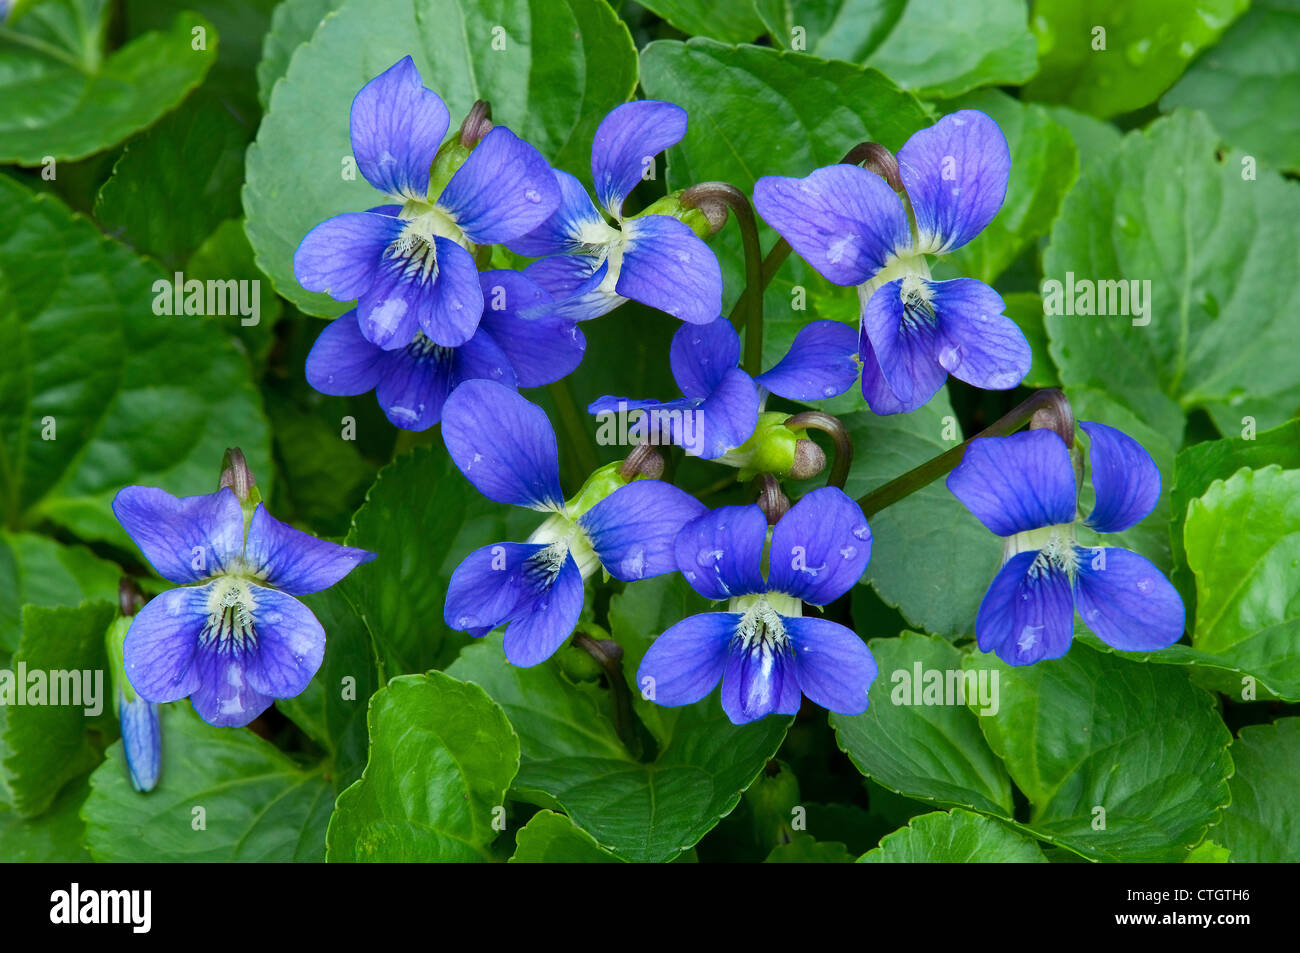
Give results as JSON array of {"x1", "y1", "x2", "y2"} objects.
[
  {"x1": 204, "y1": 576, "x2": 259, "y2": 651},
  {"x1": 1005, "y1": 523, "x2": 1080, "y2": 580}
]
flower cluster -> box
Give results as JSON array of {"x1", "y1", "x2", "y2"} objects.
[
  {"x1": 109, "y1": 58, "x2": 1186, "y2": 754},
  {"x1": 296, "y1": 57, "x2": 723, "y2": 431}
]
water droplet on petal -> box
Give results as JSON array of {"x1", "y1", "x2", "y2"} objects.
[{"x1": 525, "y1": 189, "x2": 541, "y2": 203}]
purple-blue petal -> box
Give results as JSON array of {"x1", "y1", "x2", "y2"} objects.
[
  {"x1": 293, "y1": 210, "x2": 401, "y2": 303},
  {"x1": 975, "y1": 550, "x2": 1075, "y2": 666},
  {"x1": 477, "y1": 269, "x2": 586, "y2": 387},
  {"x1": 112, "y1": 486, "x2": 244, "y2": 584},
  {"x1": 378, "y1": 328, "x2": 516, "y2": 431},
  {"x1": 244, "y1": 504, "x2": 375, "y2": 595},
  {"x1": 500, "y1": 553, "x2": 584, "y2": 667},
  {"x1": 579, "y1": 479, "x2": 707, "y2": 582},
  {"x1": 767, "y1": 486, "x2": 871, "y2": 605},
  {"x1": 674, "y1": 504, "x2": 768, "y2": 601},
  {"x1": 932, "y1": 278, "x2": 1029, "y2": 391},
  {"x1": 861, "y1": 279, "x2": 948, "y2": 413},
  {"x1": 1080, "y1": 421, "x2": 1162, "y2": 534},
  {"x1": 756, "y1": 319, "x2": 860, "y2": 401},
  {"x1": 187, "y1": 640, "x2": 274, "y2": 728},
  {"x1": 525, "y1": 254, "x2": 621, "y2": 322},
  {"x1": 354, "y1": 251, "x2": 428, "y2": 350},
  {"x1": 753, "y1": 165, "x2": 909, "y2": 287},
  {"x1": 1073, "y1": 546, "x2": 1184, "y2": 650},
  {"x1": 241, "y1": 583, "x2": 327, "y2": 698},
  {"x1": 438, "y1": 126, "x2": 560, "y2": 245},
  {"x1": 122, "y1": 585, "x2": 208, "y2": 702},
  {"x1": 858, "y1": 329, "x2": 914, "y2": 416},
  {"x1": 897, "y1": 109, "x2": 1010, "y2": 255},
  {"x1": 591, "y1": 100, "x2": 687, "y2": 219},
  {"x1": 305, "y1": 310, "x2": 388, "y2": 397},
  {"x1": 425, "y1": 236, "x2": 488, "y2": 346},
  {"x1": 617, "y1": 214, "x2": 722, "y2": 325},
  {"x1": 947, "y1": 430, "x2": 1078, "y2": 537},
  {"x1": 444, "y1": 541, "x2": 546, "y2": 636},
  {"x1": 720, "y1": 635, "x2": 801, "y2": 725},
  {"x1": 349, "y1": 56, "x2": 450, "y2": 201},
  {"x1": 441, "y1": 379, "x2": 564, "y2": 510},
  {"x1": 375, "y1": 341, "x2": 456, "y2": 431},
  {"x1": 637, "y1": 612, "x2": 735, "y2": 707},
  {"x1": 692, "y1": 368, "x2": 760, "y2": 459},
  {"x1": 507, "y1": 170, "x2": 605, "y2": 258},
  {"x1": 787, "y1": 615, "x2": 877, "y2": 716},
  {"x1": 670, "y1": 316, "x2": 739, "y2": 399}
]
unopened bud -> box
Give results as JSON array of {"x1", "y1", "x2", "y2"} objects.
[
  {"x1": 789, "y1": 439, "x2": 826, "y2": 481},
  {"x1": 619, "y1": 442, "x2": 665, "y2": 481},
  {"x1": 458, "y1": 100, "x2": 494, "y2": 148},
  {"x1": 219, "y1": 447, "x2": 256, "y2": 502}
]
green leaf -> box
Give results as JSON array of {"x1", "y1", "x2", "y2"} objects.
[
  {"x1": 1002, "y1": 292, "x2": 1060, "y2": 388},
  {"x1": 1042, "y1": 105, "x2": 1123, "y2": 171},
  {"x1": 765, "y1": 838, "x2": 854, "y2": 862},
  {"x1": 1169, "y1": 418, "x2": 1300, "y2": 612},
  {"x1": 832, "y1": 633, "x2": 1013, "y2": 817},
  {"x1": 0, "y1": 532, "x2": 120, "y2": 653},
  {"x1": 1162, "y1": 0, "x2": 1300, "y2": 173},
  {"x1": 1183, "y1": 466, "x2": 1300, "y2": 701},
  {"x1": 0, "y1": 773, "x2": 92, "y2": 861},
  {"x1": 341, "y1": 446, "x2": 531, "y2": 676},
  {"x1": 509, "y1": 809, "x2": 622, "y2": 862},
  {"x1": 185, "y1": 218, "x2": 284, "y2": 367},
  {"x1": 122, "y1": 0, "x2": 279, "y2": 116},
  {"x1": 1043, "y1": 111, "x2": 1300, "y2": 447},
  {"x1": 839, "y1": 388, "x2": 1001, "y2": 638},
  {"x1": 0, "y1": 176, "x2": 272, "y2": 547},
  {"x1": 636, "y1": 0, "x2": 766, "y2": 43},
  {"x1": 244, "y1": 0, "x2": 638, "y2": 317},
  {"x1": 326, "y1": 672, "x2": 520, "y2": 862},
  {"x1": 274, "y1": 588, "x2": 379, "y2": 790},
  {"x1": 860, "y1": 809, "x2": 1048, "y2": 862},
  {"x1": 94, "y1": 91, "x2": 250, "y2": 268},
  {"x1": 640, "y1": 38, "x2": 931, "y2": 196},
  {"x1": 84, "y1": 703, "x2": 333, "y2": 861},
  {"x1": 447, "y1": 626, "x2": 790, "y2": 863},
  {"x1": 1185, "y1": 839, "x2": 1230, "y2": 862},
  {"x1": 1024, "y1": 0, "x2": 1248, "y2": 118},
  {"x1": 969, "y1": 643, "x2": 1233, "y2": 861},
  {"x1": 0, "y1": 1, "x2": 217, "y2": 163},
  {"x1": 943, "y1": 89, "x2": 1078, "y2": 286},
  {"x1": 256, "y1": 0, "x2": 341, "y2": 111},
  {"x1": 1215, "y1": 718, "x2": 1300, "y2": 862},
  {"x1": 757, "y1": 0, "x2": 1037, "y2": 99},
  {"x1": 2, "y1": 602, "x2": 114, "y2": 817}
]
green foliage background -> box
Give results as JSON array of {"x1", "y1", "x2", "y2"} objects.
[{"x1": 0, "y1": 0, "x2": 1296, "y2": 863}]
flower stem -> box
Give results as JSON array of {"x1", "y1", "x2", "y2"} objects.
[
  {"x1": 858, "y1": 388, "x2": 1075, "y2": 518},
  {"x1": 547, "y1": 378, "x2": 600, "y2": 481},
  {"x1": 573, "y1": 633, "x2": 646, "y2": 759},
  {"x1": 785, "y1": 411, "x2": 853, "y2": 489},
  {"x1": 681, "y1": 182, "x2": 765, "y2": 376}
]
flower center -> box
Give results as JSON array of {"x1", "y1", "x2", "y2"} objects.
[
  {"x1": 202, "y1": 576, "x2": 258, "y2": 652},
  {"x1": 856, "y1": 249, "x2": 931, "y2": 310},
  {"x1": 527, "y1": 513, "x2": 600, "y2": 579},
  {"x1": 404, "y1": 332, "x2": 454, "y2": 364},
  {"x1": 1005, "y1": 523, "x2": 1080, "y2": 580}
]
